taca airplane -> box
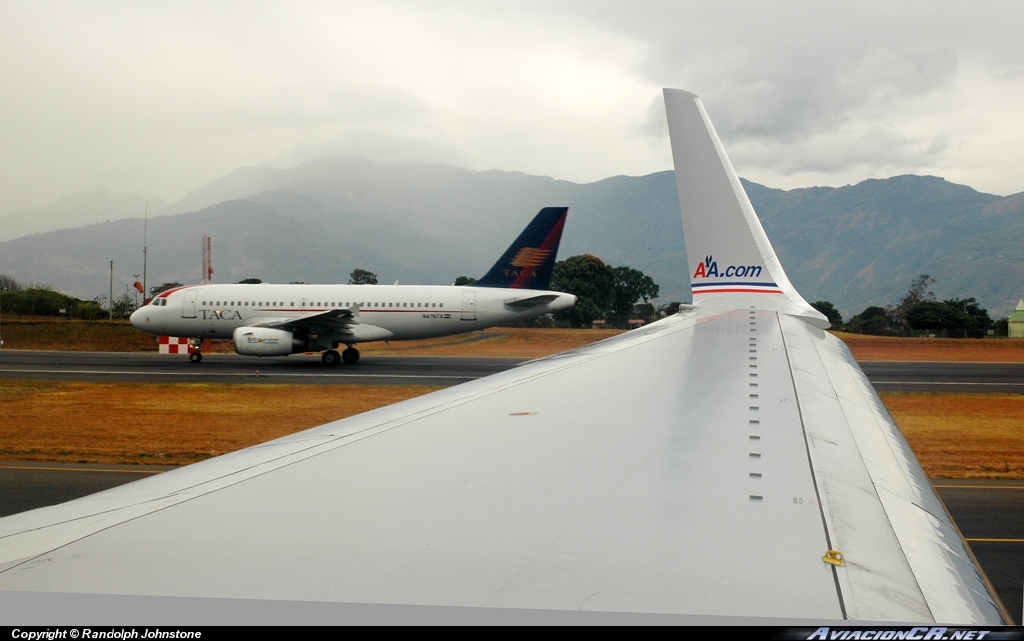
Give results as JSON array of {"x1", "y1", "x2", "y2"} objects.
[
  {"x1": 0, "y1": 90, "x2": 1009, "y2": 625},
  {"x1": 129, "y1": 207, "x2": 576, "y2": 364}
]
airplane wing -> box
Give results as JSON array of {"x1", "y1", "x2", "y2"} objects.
[
  {"x1": 0, "y1": 90, "x2": 1009, "y2": 624},
  {"x1": 249, "y1": 307, "x2": 358, "y2": 333}
]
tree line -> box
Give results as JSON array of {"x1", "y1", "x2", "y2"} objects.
[
  {"x1": 0, "y1": 275, "x2": 192, "y2": 320},
  {"x1": 812, "y1": 275, "x2": 1006, "y2": 338}
]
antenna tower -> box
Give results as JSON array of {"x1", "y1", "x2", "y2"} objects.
[{"x1": 202, "y1": 236, "x2": 213, "y2": 283}]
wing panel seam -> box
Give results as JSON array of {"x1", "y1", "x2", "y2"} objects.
[{"x1": 777, "y1": 311, "x2": 848, "y2": 620}]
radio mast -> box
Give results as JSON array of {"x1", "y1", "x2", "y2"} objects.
[
  {"x1": 202, "y1": 236, "x2": 213, "y2": 283},
  {"x1": 142, "y1": 205, "x2": 148, "y2": 300}
]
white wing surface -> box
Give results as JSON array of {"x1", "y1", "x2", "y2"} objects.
[{"x1": 0, "y1": 90, "x2": 1008, "y2": 624}]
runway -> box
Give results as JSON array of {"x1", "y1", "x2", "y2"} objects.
[
  {"x1": 859, "y1": 361, "x2": 1024, "y2": 394},
  {"x1": 2, "y1": 349, "x2": 1023, "y2": 393},
  {"x1": 2, "y1": 462, "x2": 1020, "y2": 623},
  {"x1": 932, "y1": 479, "x2": 1024, "y2": 623},
  {"x1": 0, "y1": 349, "x2": 525, "y2": 386}
]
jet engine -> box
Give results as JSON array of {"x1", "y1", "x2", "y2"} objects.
[{"x1": 233, "y1": 327, "x2": 306, "y2": 356}]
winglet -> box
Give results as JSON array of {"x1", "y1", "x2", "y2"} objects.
[
  {"x1": 664, "y1": 89, "x2": 828, "y2": 328},
  {"x1": 474, "y1": 207, "x2": 568, "y2": 290}
]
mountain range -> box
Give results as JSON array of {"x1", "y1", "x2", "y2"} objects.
[{"x1": 1, "y1": 158, "x2": 1021, "y2": 318}]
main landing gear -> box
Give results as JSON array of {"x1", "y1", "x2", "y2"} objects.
[{"x1": 322, "y1": 346, "x2": 360, "y2": 365}]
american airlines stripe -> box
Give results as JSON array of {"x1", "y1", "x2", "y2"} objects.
[{"x1": 691, "y1": 281, "x2": 783, "y2": 294}]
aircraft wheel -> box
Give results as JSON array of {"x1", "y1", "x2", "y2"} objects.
[
  {"x1": 342, "y1": 347, "x2": 360, "y2": 364},
  {"x1": 322, "y1": 350, "x2": 341, "y2": 366},
  {"x1": 189, "y1": 352, "x2": 202, "y2": 363}
]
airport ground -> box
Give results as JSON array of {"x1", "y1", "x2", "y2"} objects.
[{"x1": 0, "y1": 324, "x2": 1022, "y2": 621}]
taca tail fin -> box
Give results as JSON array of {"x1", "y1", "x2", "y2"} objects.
[
  {"x1": 473, "y1": 207, "x2": 568, "y2": 290},
  {"x1": 663, "y1": 89, "x2": 828, "y2": 328}
]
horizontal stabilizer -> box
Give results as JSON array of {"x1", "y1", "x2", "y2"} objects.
[{"x1": 503, "y1": 294, "x2": 560, "y2": 308}]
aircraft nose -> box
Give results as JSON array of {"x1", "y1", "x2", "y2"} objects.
[{"x1": 129, "y1": 306, "x2": 145, "y2": 329}]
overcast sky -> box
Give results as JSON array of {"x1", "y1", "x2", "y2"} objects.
[{"x1": 2, "y1": 1, "x2": 1023, "y2": 215}]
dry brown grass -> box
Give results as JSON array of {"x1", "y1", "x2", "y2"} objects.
[
  {"x1": 1, "y1": 379, "x2": 1020, "y2": 480},
  {"x1": 878, "y1": 392, "x2": 1024, "y2": 479},
  {"x1": 836, "y1": 332, "x2": 1024, "y2": 362},
  {"x1": 0, "y1": 381, "x2": 439, "y2": 465},
  {"x1": 0, "y1": 319, "x2": 158, "y2": 351}
]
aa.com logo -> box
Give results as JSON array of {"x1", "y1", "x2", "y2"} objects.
[{"x1": 693, "y1": 255, "x2": 763, "y2": 279}]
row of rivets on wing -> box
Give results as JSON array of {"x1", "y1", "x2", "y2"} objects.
[{"x1": 748, "y1": 307, "x2": 762, "y2": 502}]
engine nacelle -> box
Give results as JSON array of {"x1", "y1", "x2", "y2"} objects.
[{"x1": 233, "y1": 327, "x2": 305, "y2": 356}]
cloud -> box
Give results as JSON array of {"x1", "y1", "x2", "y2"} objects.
[
  {"x1": 572, "y1": 2, "x2": 1021, "y2": 184},
  {"x1": 283, "y1": 129, "x2": 475, "y2": 168},
  {"x1": 2, "y1": 1, "x2": 1024, "y2": 215}
]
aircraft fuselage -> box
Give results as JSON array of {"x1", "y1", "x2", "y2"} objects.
[{"x1": 130, "y1": 282, "x2": 575, "y2": 349}]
